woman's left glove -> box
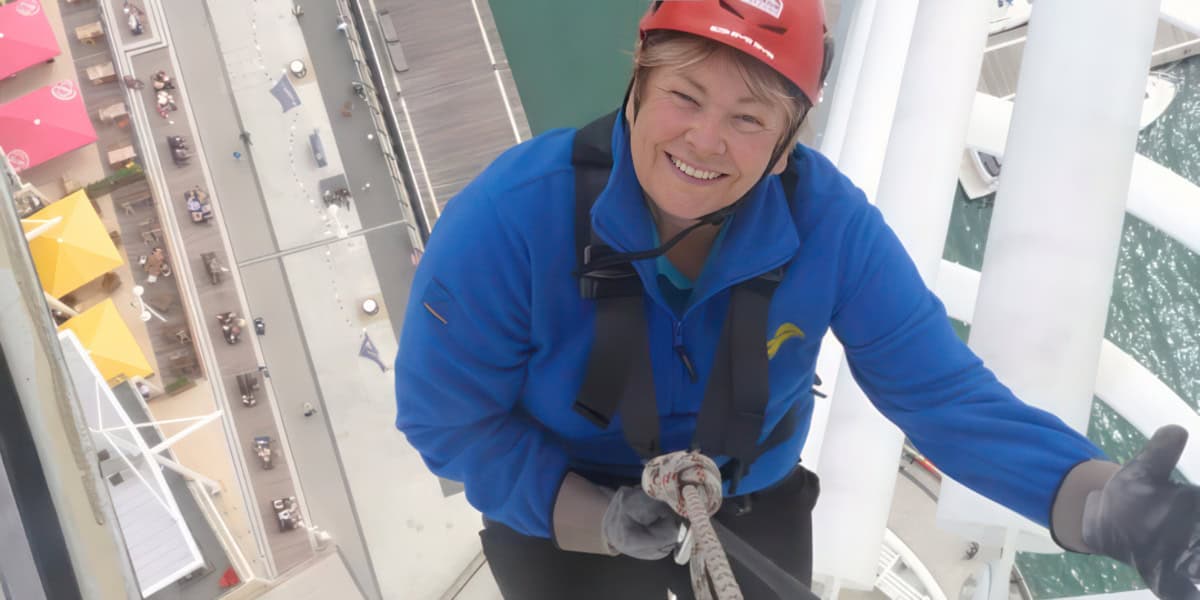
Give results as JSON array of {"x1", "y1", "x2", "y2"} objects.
[{"x1": 1060, "y1": 425, "x2": 1200, "y2": 599}]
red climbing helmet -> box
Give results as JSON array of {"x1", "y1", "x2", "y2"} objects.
[{"x1": 639, "y1": 0, "x2": 830, "y2": 105}]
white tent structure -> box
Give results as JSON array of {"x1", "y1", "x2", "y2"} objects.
[{"x1": 57, "y1": 329, "x2": 217, "y2": 597}]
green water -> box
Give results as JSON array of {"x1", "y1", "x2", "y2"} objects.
[
  {"x1": 492, "y1": 4, "x2": 1200, "y2": 597},
  {"x1": 491, "y1": 0, "x2": 644, "y2": 134}
]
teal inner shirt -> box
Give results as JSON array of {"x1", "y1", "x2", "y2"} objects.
[{"x1": 652, "y1": 218, "x2": 733, "y2": 316}]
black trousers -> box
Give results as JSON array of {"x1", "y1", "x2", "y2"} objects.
[{"x1": 480, "y1": 466, "x2": 820, "y2": 600}]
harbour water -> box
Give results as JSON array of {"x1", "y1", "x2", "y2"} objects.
[{"x1": 491, "y1": 4, "x2": 1200, "y2": 596}]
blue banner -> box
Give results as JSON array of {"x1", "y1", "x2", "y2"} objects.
[
  {"x1": 359, "y1": 333, "x2": 387, "y2": 372},
  {"x1": 270, "y1": 75, "x2": 302, "y2": 112}
]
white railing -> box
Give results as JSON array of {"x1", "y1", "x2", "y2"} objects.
[{"x1": 875, "y1": 529, "x2": 945, "y2": 600}]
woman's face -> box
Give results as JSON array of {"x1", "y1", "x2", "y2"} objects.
[{"x1": 626, "y1": 51, "x2": 789, "y2": 228}]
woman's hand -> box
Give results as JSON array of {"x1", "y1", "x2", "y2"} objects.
[
  {"x1": 1083, "y1": 426, "x2": 1200, "y2": 599},
  {"x1": 602, "y1": 486, "x2": 681, "y2": 560}
]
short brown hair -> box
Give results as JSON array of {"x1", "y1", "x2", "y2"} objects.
[{"x1": 630, "y1": 30, "x2": 811, "y2": 148}]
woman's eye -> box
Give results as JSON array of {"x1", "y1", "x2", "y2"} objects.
[
  {"x1": 672, "y1": 91, "x2": 698, "y2": 105},
  {"x1": 737, "y1": 115, "x2": 763, "y2": 127}
]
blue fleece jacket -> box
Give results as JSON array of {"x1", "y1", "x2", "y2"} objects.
[{"x1": 394, "y1": 113, "x2": 1106, "y2": 539}]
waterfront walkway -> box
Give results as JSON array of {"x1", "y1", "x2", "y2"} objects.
[{"x1": 368, "y1": 0, "x2": 532, "y2": 224}]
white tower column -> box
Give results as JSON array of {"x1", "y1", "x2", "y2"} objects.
[
  {"x1": 829, "y1": 0, "x2": 919, "y2": 198},
  {"x1": 937, "y1": 0, "x2": 1162, "y2": 551},
  {"x1": 810, "y1": 0, "x2": 923, "y2": 589},
  {"x1": 818, "y1": 0, "x2": 877, "y2": 162}
]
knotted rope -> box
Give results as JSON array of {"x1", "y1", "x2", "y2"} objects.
[{"x1": 642, "y1": 451, "x2": 743, "y2": 600}]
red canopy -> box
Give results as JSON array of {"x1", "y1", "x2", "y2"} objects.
[
  {"x1": 0, "y1": 80, "x2": 97, "y2": 173},
  {"x1": 0, "y1": 0, "x2": 61, "y2": 79},
  {"x1": 218, "y1": 566, "x2": 240, "y2": 588}
]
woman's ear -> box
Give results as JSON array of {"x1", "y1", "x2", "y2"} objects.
[
  {"x1": 624, "y1": 84, "x2": 636, "y2": 126},
  {"x1": 769, "y1": 152, "x2": 789, "y2": 175}
]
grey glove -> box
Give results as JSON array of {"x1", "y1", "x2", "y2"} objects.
[
  {"x1": 1082, "y1": 425, "x2": 1200, "y2": 599},
  {"x1": 552, "y1": 473, "x2": 679, "y2": 559},
  {"x1": 602, "y1": 485, "x2": 681, "y2": 560}
]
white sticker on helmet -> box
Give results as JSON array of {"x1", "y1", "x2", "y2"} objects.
[{"x1": 739, "y1": 0, "x2": 783, "y2": 19}]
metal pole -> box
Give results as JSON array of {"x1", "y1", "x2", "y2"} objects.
[
  {"x1": 21, "y1": 216, "x2": 63, "y2": 241},
  {"x1": 44, "y1": 292, "x2": 79, "y2": 317},
  {"x1": 146, "y1": 411, "x2": 224, "y2": 455}
]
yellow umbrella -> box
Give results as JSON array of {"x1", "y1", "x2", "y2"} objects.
[
  {"x1": 58, "y1": 298, "x2": 153, "y2": 383},
  {"x1": 22, "y1": 190, "x2": 123, "y2": 298}
]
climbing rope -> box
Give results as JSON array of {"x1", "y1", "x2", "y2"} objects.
[{"x1": 642, "y1": 451, "x2": 743, "y2": 600}]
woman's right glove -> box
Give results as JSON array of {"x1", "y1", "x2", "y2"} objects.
[
  {"x1": 552, "y1": 472, "x2": 679, "y2": 560},
  {"x1": 602, "y1": 485, "x2": 681, "y2": 559}
]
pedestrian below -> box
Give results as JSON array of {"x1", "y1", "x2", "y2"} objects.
[
  {"x1": 302, "y1": 402, "x2": 316, "y2": 417},
  {"x1": 232, "y1": 150, "x2": 242, "y2": 161},
  {"x1": 291, "y1": 4, "x2": 304, "y2": 17},
  {"x1": 335, "y1": 17, "x2": 347, "y2": 34},
  {"x1": 240, "y1": 131, "x2": 253, "y2": 146},
  {"x1": 394, "y1": 2, "x2": 1200, "y2": 599},
  {"x1": 361, "y1": 182, "x2": 371, "y2": 192}
]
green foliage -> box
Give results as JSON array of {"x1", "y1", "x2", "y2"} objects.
[
  {"x1": 84, "y1": 162, "x2": 145, "y2": 197},
  {"x1": 164, "y1": 376, "x2": 194, "y2": 396}
]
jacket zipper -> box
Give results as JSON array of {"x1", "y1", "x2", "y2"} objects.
[{"x1": 674, "y1": 321, "x2": 698, "y2": 383}]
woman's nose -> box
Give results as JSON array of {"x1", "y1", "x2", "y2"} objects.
[{"x1": 684, "y1": 114, "x2": 726, "y2": 157}]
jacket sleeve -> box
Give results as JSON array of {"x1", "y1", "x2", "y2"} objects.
[
  {"x1": 394, "y1": 186, "x2": 568, "y2": 538},
  {"x1": 829, "y1": 200, "x2": 1106, "y2": 527}
]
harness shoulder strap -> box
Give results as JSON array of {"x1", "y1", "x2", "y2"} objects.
[
  {"x1": 572, "y1": 111, "x2": 616, "y2": 279},
  {"x1": 571, "y1": 113, "x2": 660, "y2": 456}
]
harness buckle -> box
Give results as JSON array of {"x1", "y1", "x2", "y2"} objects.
[{"x1": 579, "y1": 244, "x2": 639, "y2": 299}]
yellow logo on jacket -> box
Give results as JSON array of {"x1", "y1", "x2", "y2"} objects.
[{"x1": 766, "y1": 323, "x2": 805, "y2": 359}]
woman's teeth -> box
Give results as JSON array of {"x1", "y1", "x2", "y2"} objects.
[{"x1": 671, "y1": 156, "x2": 721, "y2": 180}]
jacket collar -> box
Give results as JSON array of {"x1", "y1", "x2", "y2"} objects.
[{"x1": 589, "y1": 109, "x2": 801, "y2": 311}]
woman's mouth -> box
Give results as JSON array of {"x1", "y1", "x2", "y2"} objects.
[{"x1": 667, "y1": 153, "x2": 726, "y2": 183}]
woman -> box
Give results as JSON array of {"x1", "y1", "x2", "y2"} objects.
[{"x1": 395, "y1": 2, "x2": 1200, "y2": 598}]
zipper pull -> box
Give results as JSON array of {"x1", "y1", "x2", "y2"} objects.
[{"x1": 673, "y1": 322, "x2": 698, "y2": 383}]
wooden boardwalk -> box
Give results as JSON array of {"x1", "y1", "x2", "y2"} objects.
[{"x1": 370, "y1": 0, "x2": 532, "y2": 222}]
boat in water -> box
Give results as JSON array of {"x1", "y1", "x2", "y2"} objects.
[
  {"x1": 988, "y1": 0, "x2": 1034, "y2": 36},
  {"x1": 960, "y1": 71, "x2": 1181, "y2": 201}
]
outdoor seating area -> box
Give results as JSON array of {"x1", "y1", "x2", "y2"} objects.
[
  {"x1": 86, "y1": 60, "x2": 117, "y2": 85},
  {"x1": 74, "y1": 20, "x2": 104, "y2": 45},
  {"x1": 110, "y1": 181, "x2": 201, "y2": 384},
  {"x1": 185, "y1": 187, "x2": 214, "y2": 223}
]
